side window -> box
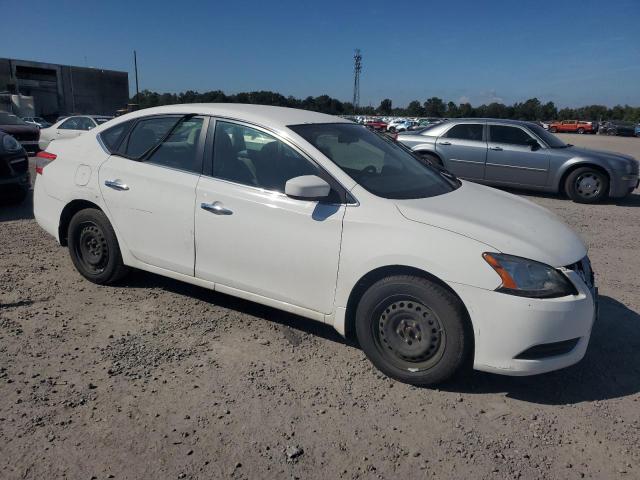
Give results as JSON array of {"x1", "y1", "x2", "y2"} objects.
[
  {"x1": 100, "y1": 120, "x2": 134, "y2": 153},
  {"x1": 490, "y1": 125, "x2": 534, "y2": 146},
  {"x1": 212, "y1": 121, "x2": 319, "y2": 192},
  {"x1": 145, "y1": 117, "x2": 204, "y2": 174},
  {"x1": 443, "y1": 124, "x2": 483, "y2": 141},
  {"x1": 78, "y1": 117, "x2": 96, "y2": 130},
  {"x1": 59, "y1": 117, "x2": 80, "y2": 130},
  {"x1": 123, "y1": 117, "x2": 180, "y2": 158}
]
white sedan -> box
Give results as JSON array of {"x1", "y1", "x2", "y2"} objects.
[
  {"x1": 38, "y1": 115, "x2": 113, "y2": 150},
  {"x1": 33, "y1": 104, "x2": 597, "y2": 386}
]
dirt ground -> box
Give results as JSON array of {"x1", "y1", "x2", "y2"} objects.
[{"x1": 1, "y1": 135, "x2": 639, "y2": 480}]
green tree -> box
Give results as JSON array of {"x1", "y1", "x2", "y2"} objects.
[
  {"x1": 378, "y1": 98, "x2": 393, "y2": 115},
  {"x1": 406, "y1": 100, "x2": 424, "y2": 116},
  {"x1": 423, "y1": 97, "x2": 446, "y2": 117}
]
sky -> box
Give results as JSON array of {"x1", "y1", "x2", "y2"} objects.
[{"x1": 1, "y1": 0, "x2": 639, "y2": 108}]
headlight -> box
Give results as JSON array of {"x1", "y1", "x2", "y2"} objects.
[
  {"x1": 2, "y1": 135, "x2": 22, "y2": 152},
  {"x1": 482, "y1": 253, "x2": 577, "y2": 299}
]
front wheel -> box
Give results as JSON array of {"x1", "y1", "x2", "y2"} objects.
[
  {"x1": 550, "y1": 127, "x2": 557, "y2": 133},
  {"x1": 564, "y1": 167, "x2": 609, "y2": 203},
  {"x1": 68, "y1": 208, "x2": 130, "y2": 284},
  {"x1": 577, "y1": 128, "x2": 585, "y2": 134},
  {"x1": 416, "y1": 151, "x2": 443, "y2": 168},
  {"x1": 355, "y1": 275, "x2": 472, "y2": 386}
]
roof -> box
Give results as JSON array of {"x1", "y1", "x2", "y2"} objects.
[
  {"x1": 113, "y1": 104, "x2": 352, "y2": 130},
  {"x1": 442, "y1": 118, "x2": 540, "y2": 126}
]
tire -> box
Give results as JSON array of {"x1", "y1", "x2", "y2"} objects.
[
  {"x1": 607, "y1": 129, "x2": 617, "y2": 136},
  {"x1": 549, "y1": 127, "x2": 557, "y2": 133},
  {"x1": 577, "y1": 128, "x2": 585, "y2": 134},
  {"x1": 68, "y1": 208, "x2": 130, "y2": 284},
  {"x1": 416, "y1": 151, "x2": 443, "y2": 168},
  {"x1": 355, "y1": 275, "x2": 472, "y2": 386},
  {"x1": 564, "y1": 167, "x2": 609, "y2": 204}
]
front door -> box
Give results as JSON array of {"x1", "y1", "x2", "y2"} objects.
[
  {"x1": 484, "y1": 124, "x2": 549, "y2": 187},
  {"x1": 435, "y1": 123, "x2": 486, "y2": 179},
  {"x1": 195, "y1": 120, "x2": 344, "y2": 314},
  {"x1": 99, "y1": 115, "x2": 207, "y2": 275}
]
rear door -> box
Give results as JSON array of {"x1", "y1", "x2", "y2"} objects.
[
  {"x1": 435, "y1": 122, "x2": 486, "y2": 179},
  {"x1": 484, "y1": 124, "x2": 549, "y2": 186},
  {"x1": 99, "y1": 115, "x2": 207, "y2": 275}
]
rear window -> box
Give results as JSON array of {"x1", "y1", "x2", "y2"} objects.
[{"x1": 100, "y1": 120, "x2": 134, "y2": 153}]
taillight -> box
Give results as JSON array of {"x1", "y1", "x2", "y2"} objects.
[{"x1": 36, "y1": 151, "x2": 56, "y2": 174}]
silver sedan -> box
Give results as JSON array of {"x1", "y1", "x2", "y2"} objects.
[{"x1": 397, "y1": 119, "x2": 639, "y2": 203}]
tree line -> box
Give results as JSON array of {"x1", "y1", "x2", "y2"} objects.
[{"x1": 132, "y1": 90, "x2": 640, "y2": 123}]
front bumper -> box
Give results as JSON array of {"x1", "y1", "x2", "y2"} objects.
[
  {"x1": 609, "y1": 172, "x2": 639, "y2": 197},
  {"x1": 450, "y1": 270, "x2": 596, "y2": 376}
]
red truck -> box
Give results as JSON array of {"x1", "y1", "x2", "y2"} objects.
[{"x1": 548, "y1": 120, "x2": 596, "y2": 134}]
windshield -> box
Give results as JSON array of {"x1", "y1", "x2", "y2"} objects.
[
  {"x1": 528, "y1": 124, "x2": 567, "y2": 148},
  {"x1": 0, "y1": 113, "x2": 28, "y2": 125},
  {"x1": 289, "y1": 123, "x2": 459, "y2": 200},
  {"x1": 94, "y1": 117, "x2": 112, "y2": 125}
]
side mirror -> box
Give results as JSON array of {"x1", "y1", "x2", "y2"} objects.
[
  {"x1": 527, "y1": 139, "x2": 541, "y2": 151},
  {"x1": 285, "y1": 175, "x2": 331, "y2": 200}
]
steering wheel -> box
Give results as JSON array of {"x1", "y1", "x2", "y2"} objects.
[{"x1": 362, "y1": 165, "x2": 377, "y2": 175}]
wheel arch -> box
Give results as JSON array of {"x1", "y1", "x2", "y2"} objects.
[
  {"x1": 58, "y1": 199, "x2": 104, "y2": 246},
  {"x1": 557, "y1": 162, "x2": 611, "y2": 195},
  {"x1": 343, "y1": 265, "x2": 474, "y2": 348}
]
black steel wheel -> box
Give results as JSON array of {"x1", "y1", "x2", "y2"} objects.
[
  {"x1": 374, "y1": 298, "x2": 446, "y2": 372},
  {"x1": 355, "y1": 275, "x2": 472, "y2": 386},
  {"x1": 68, "y1": 208, "x2": 130, "y2": 284}
]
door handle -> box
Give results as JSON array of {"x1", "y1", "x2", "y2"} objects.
[
  {"x1": 201, "y1": 202, "x2": 233, "y2": 215},
  {"x1": 439, "y1": 141, "x2": 452, "y2": 146},
  {"x1": 104, "y1": 179, "x2": 130, "y2": 191},
  {"x1": 489, "y1": 146, "x2": 503, "y2": 151}
]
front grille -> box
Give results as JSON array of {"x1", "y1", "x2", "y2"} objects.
[
  {"x1": 565, "y1": 256, "x2": 594, "y2": 289},
  {"x1": 515, "y1": 338, "x2": 580, "y2": 360}
]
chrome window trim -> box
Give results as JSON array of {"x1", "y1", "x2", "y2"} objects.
[{"x1": 208, "y1": 116, "x2": 359, "y2": 206}]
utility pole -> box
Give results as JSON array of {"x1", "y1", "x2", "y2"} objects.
[
  {"x1": 352, "y1": 49, "x2": 362, "y2": 114},
  {"x1": 133, "y1": 50, "x2": 140, "y2": 104}
]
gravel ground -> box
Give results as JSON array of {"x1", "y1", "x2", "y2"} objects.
[{"x1": 1, "y1": 136, "x2": 639, "y2": 480}]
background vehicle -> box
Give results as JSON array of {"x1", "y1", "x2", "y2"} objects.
[
  {"x1": 0, "y1": 111, "x2": 40, "y2": 153},
  {"x1": 22, "y1": 116, "x2": 52, "y2": 129},
  {"x1": 0, "y1": 131, "x2": 29, "y2": 203},
  {"x1": 34, "y1": 104, "x2": 596, "y2": 387},
  {"x1": 397, "y1": 118, "x2": 639, "y2": 203},
  {"x1": 548, "y1": 120, "x2": 596, "y2": 134},
  {"x1": 391, "y1": 120, "x2": 418, "y2": 132},
  {"x1": 386, "y1": 118, "x2": 408, "y2": 131},
  {"x1": 364, "y1": 118, "x2": 388, "y2": 130},
  {"x1": 598, "y1": 121, "x2": 637, "y2": 137},
  {"x1": 635, "y1": 124, "x2": 640, "y2": 137},
  {"x1": 39, "y1": 115, "x2": 114, "y2": 150}
]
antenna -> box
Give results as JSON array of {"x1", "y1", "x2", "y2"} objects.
[{"x1": 352, "y1": 49, "x2": 362, "y2": 113}]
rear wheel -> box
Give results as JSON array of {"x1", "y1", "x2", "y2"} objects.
[
  {"x1": 355, "y1": 275, "x2": 472, "y2": 386},
  {"x1": 550, "y1": 127, "x2": 557, "y2": 133},
  {"x1": 577, "y1": 128, "x2": 585, "y2": 134},
  {"x1": 564, "y1": 167, "x2": 609, "y2": 203},
  {"x1": 68, "y1": 208, "x2": 130, "y2": 284},
  {"x1": 607, "y1": 129, "x2": 617, "y2": 136}
]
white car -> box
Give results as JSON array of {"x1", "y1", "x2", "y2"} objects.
[
  {"x1": 386, "y1": 118, "x2": 408, "y2": 131},
  {"x1": 33, "y1": 104, "x2": 597, "y2": 386},
  {"x1": 38, "y1": 115, "x2": 113, "y2": 150}
]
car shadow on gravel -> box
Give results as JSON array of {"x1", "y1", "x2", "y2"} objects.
[
  {"x1": 0, "y1": 190, "x2": 34, "y2": 222},
  {"x1": 120, "y1": 269, "x2": 351, "y2": 346},
  {"x1": 441, "y1": 295, "x2": 640, "y2": 404}
]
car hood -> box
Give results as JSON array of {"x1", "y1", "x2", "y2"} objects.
[
  {"x1": 395, "y1": 181, "x2": 586, "y2": 267},
  {"x1": 566, "y1": 146, "x2": 637, "y2": 164}
]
